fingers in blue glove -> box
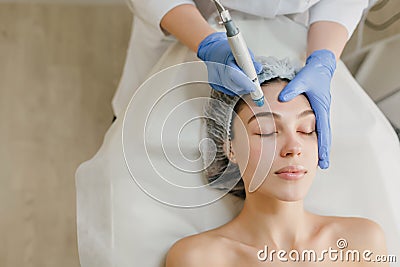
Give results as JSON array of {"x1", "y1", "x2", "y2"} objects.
[
  {"x1": 278, "y1": 78, "x2": 307, "y2": 102},
  {"x1": 275, "y1": 49, "x2": 334, "y2": 169},
  {"x1": 315, "y1": 108, "x2": 331, "y2": 169},
  {"x1": 206, "y1": 61, "x2": 257, "y2": 96},
  {"x1": 227, "y1": 64, "x2": 258, "y2": 95},
  {"x1": 198, "y1": 31, "x2": 262, "y2": 96}
]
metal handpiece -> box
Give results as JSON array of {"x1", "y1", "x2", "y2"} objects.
[{"x1": 212, "y1": 0, "x2": 264, "y2": 106}]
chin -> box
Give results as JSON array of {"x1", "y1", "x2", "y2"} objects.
[
  {"x1": 255, "y1": 185, "x2": 308, "y2": 202},
  {"x1": 272, "y1": 184, "x2": 311, "y2": 202},
  {"x1": 274, "y1": 192, "x2": 306, "y2": 202},
  {"x1": 268, "y1": 173, "x2": 314, "y2": 202}
]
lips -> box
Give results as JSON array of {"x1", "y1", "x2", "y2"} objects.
[
  {"x1": 274, "y1": 165, "x2": 307, "y2": 180},
  {"x1": 275, "y1": 165, "x2": 307, "y2": 174}
]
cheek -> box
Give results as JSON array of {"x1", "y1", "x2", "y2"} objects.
[
  {"x1": 231, "y1": 123, "x2": 276, "y2": 178},
  {"x1": 240, "y1": 136, "x2": 276, "y2": 178},
  {"x1": 232, "y1": 136, "x2": 250, "y2": 171},
  {"x1": 306, "y1": 136, "x2": 319, "y2": 163},
  {"x1": 249, "y1": 137, "x2": 275, "y2": 162}
]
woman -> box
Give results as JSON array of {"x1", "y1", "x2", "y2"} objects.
[
  {"x1": 117, "y1": 0, "x2": 370, "y2": 170},
  {"x1": 166, "y1": 57, "x2": 388, "y2": 266}
]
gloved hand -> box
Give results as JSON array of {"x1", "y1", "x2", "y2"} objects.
[
  {"x1": 278, "y1": 49, "x2": 336, "y2": 169},
  {"x1": 197, "y1": 31, "x2": 262, "y2": 96}
]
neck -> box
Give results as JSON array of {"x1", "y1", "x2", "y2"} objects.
[{"x1": 234, "y1": 193, "x2": 312, "y2": 250}]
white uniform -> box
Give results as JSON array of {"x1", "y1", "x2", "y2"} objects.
[{"x1": 112, "y1": 0, "x2": 368, "y2": 118}]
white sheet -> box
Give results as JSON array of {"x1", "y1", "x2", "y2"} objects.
[{"x1": 76, "y1": 15, "x2": 400, "y2": 267}]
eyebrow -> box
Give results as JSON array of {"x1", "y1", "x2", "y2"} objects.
[{"x1": 247, "y1": 109, "x2": 314, "y2": 124}]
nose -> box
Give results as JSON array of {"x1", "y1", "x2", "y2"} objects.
[{"x1": 280, "y1": 133, "x2": 302, "y2": 158}]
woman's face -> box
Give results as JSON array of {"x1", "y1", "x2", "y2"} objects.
[{"x1": 230, "y1": 81, "x2": 318, "y2": 201}]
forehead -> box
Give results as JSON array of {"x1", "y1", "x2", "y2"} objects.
[{"x1": 237, "y1": 81, "x2": 312, "y2": 120}]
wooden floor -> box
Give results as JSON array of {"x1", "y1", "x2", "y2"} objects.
[
  {"x1": 0, "y1": 3, "x2": 132, "y2": 267},
  {"x1": 0, "y1": 2, "x2": 399, "y2": 267}
]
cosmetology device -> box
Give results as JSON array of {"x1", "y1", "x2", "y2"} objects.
[{"x1": 212, "y1": 0, "x2": 265, "y2": 106}]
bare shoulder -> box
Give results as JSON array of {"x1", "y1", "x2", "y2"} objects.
[
  {"x1": 325, "y1": 216, "x2": 387, "y2": 253},
  {"x1": 165, "y1": 231, "x2": 234, "y2": 267}
]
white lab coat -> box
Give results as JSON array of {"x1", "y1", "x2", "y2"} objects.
[{"x1": 112, "y1": 0, "x2": 368, "y2": 117}]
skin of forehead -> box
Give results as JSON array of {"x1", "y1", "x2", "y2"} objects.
[{"x1": 237, "y1": 82, "x2": 313, "y2": 125}]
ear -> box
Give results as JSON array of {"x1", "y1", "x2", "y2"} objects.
[{"x1": 223, "y1": 140, "x2": 237, "y2": 164}]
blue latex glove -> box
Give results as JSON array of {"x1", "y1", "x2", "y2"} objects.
[
  {"x1": 278, "y1": 49, "x2": 336, "y2": 169},
  {"x1": 197, "y1": 32, "x2": 262, "y2": 96}
]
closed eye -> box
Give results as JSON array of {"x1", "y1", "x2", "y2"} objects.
[
  {"x1": 256, "y1": 132, "x2": 277, "y2": 137},
  {"x1": 298, "y1": 130, "x2": 316, "y2": 135},
  {"x1": 256, "y1": 131, "x2": 315, "y2": 137}
]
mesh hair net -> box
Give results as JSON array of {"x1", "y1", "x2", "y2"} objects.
[{"x1": 202, "y1": 56, "x2": 298, "y2": 199}]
